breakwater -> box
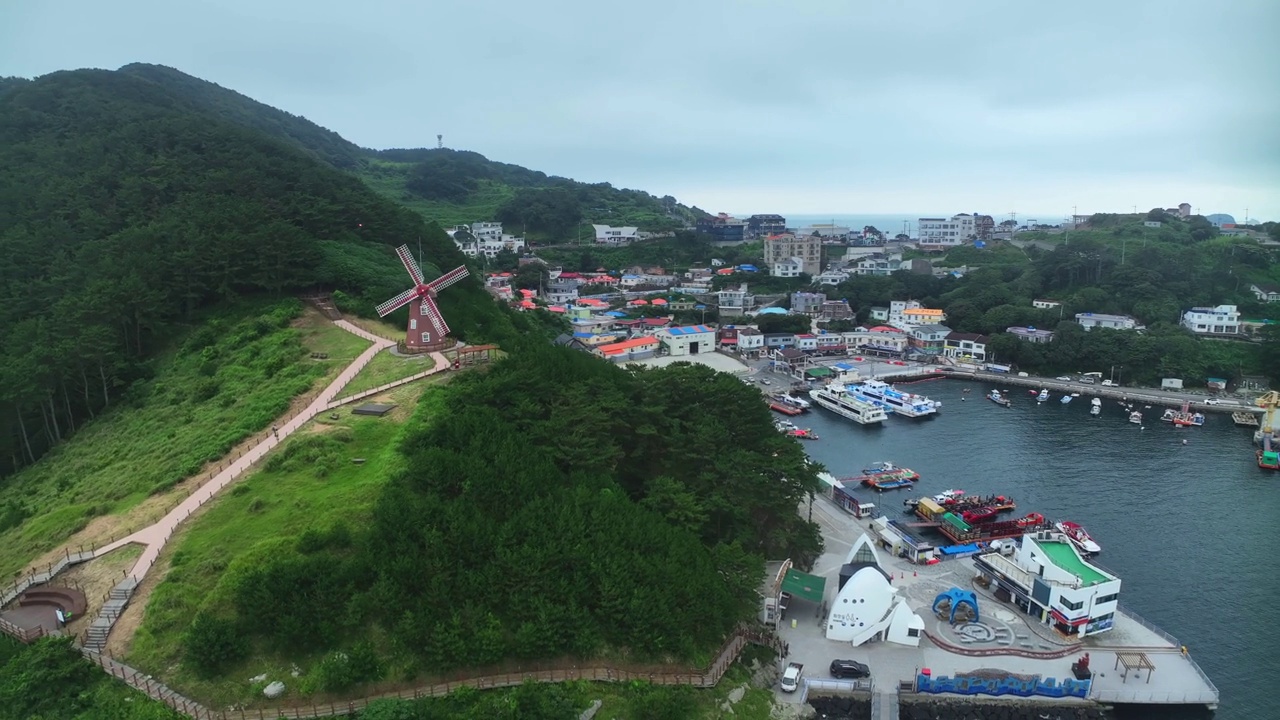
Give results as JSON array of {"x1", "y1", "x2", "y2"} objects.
[{"x1": 939, "y1": 369, "x2": 1250, "y2": 414}]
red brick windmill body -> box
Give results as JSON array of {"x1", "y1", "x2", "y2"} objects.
[{"x1": 376, "y1": 245, "x2": 469, "y2": 353}]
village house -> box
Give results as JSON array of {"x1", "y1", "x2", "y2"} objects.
[
  {"x1": 819, "y1": 300, "x2": 854, "y2": 321},
  {"x1": 794, "y1": 334, "x2": 818, "y2": 351},
  {"x1": 842, "y1": 327, "x2": 909, "y2": 356},
  {"x1": 1075, "y1": 312, "x2": 1142, "y2": 331},
  {"x1": 595, "y1": 337, "x2": 660, "y2": 362},
  {"x1": 791, "y1": 291, "x2": 827, "y2": 316},
  {"x1": 869, "y1": 306, "x2": 890, "y2": 322},
  {"x1": 814, "y1": 333, "x2": 846, "y2": 354},
  {"x1": 907, "y1": 324, "x2": 951, "y2": 354},
  {"x1": 1181, "y1": 304, "x2": 1241, "y2": 335},
  {"x1": 1250, "y1": 284, "x2": 1280, "y2": 303},
  {"x1": 763, "y1": 332, "x2": 797, "y2": 349},
  {"x1": 852, "y1": 252, "x2": 902, "y2": 276},
  {"x1": 593, "y1": 224, "x2": 640, "y2": 245},
  {"x1": 942, "y1": 332, "x2": 989, "y2": 362},
  {"x1": 716, "y1": 284, "x2": 755, "y2": 317},
  {"x1": 816, "y1": 269, "x2": 851, "y2": 286},
  {"x1": 887, "y1": 300, "x2": 946, "y2": 330},
  {"x1": 1032, "y1": 299, "x2": 1061, "y2": 310},
  {"x1": 449, "y1": 222, "x2": 526, "y2": 258},
  {"x1": 1007, "y1": 326, "x2": 1055, "y2": 343}
]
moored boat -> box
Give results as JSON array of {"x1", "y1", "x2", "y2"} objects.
[
  {"x1": 859, "y1": 467, "x2": 921, "y2": 489},
  {"x1": 786, "y1": 428, "x2": 819, "y2": 440},
  {"x1": 1055, "y1": 521, "x2": 1102, "y2": 554},
  {"x1": 769, "y1": 400, "x2": 804, "y2": 416},
  {"x1": 850, "y1": 379, "x2": 940, "y2": 418},
  {"x1": 1015, "y1": 512, "x2": 1045, "y2": 528},
  {"x1": 809, "y1": 382, "x2": 889, "y2": 425},
  {"x1": 1090, "y1": 397, "x2": 1101, "y2": 417},
  {"x1": 1060, "y1": 395, "x2": 1073, "y2": 404},
  {"x1": 861, "y1": 461, "x2": 916, "y2": 477},
  {"x1": 1036, "y1": 389, "x2": 1049, "y2": 403},
  {"x1": 961, "y1": 507, "x2": 1000, "y2": 524},
  {"x1": 988, "y1": 389, "x2": 1011, "y2": 407},
  {"x1": 1129, "y1": 411, "x2": 1143, "y2": 425},
  {"x1": 779, "y1": 393, "x2": 811, "y2": 410}
]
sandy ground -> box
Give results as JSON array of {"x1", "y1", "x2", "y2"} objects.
[
  {"x1": 58, "y1": 544, "x2": 143, "y2": 639},
  {"x1": 634, "y1": 352, "x2": 750, "y2": 374}
]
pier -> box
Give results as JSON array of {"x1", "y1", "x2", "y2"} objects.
[{"x1": 939, "y1": 368, "x2": 1257, "y2": 415}]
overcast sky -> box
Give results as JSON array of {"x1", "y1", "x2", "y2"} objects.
[{"x1": 3, "y1": 0, "x2": 1278, "y2": 220}]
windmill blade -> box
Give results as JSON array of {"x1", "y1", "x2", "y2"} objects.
[
  {"x1": 426, "y1": 265, "x2": 470, "y2": 293},
  {"x1": 395, "y1": 245, "x2": 425, "y2": 286},
  {"x1": 420, "y1": 296, "x2": 450, "y2": 337},
  {"x1": 375, "y1": 287, "x2": 417, "y2": 317}
]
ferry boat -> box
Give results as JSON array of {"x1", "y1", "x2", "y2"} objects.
[
  {"x1": 1090, "y1": 398, "x2": 1101, "y2": 417},
  {"x1": 1036, "y1": 389, "x2": 1049, "y2": 403},
  {"x1": 809, "y1": 382, "x2": 889, "y2": 425},
  {"x1": 1055, "y1": 521, "x2": 1102, "y2": 555},
  {"x1": 850, "y1": 379, "x2": 940, "y2": 418},
  {"x1": 988, "y1": 389, "x2": 1011, "y2": 407},
  {"x1": 1128, "y1": 411, "x2": 1143, "y2": 425}
]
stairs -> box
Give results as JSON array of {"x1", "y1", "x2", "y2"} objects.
[
  {"x1": 303, "y1": 293, "x2": 343, "y2": 320},
  {"x1": 82, "y1": 577, "x2": 138, "y2": 653}
]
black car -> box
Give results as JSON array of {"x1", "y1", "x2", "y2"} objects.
[{"x1": 829, "y1": 659, "x2": 870, "y2": 679}]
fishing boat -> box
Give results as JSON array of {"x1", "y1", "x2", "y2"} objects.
[
  {"x1": 1128, "y1": 411, "x2": 1143, "y2": 425},
  {"x1": 809, "y1": 382, "x2": 889, "y2": 425},
  {"x1": 850, "y1": 379, "x2": 941, "y2": 418},
  {"x1": 933, "y1": 489, "x2": 964, "y2": 503},
  {"x1": 947, "y1": 494, "x2": 1016, "y2": 512},
  {"x1": 988, "y1": 389, "x2": 1011, "y2": 407},
  {"x1": 786, "y1": 428, "x2": 819, "y2": 440},
  {"x1": 769, "y1": 400, "x2": 804, "y2": 416},
  {"x1": 1174, "y1": 412, "x2": 1205, "y2": 427},
  {"x1": 1055, "y1": 521, "x2": 1102, "y2": 555},
  {"x1": 778, "y1": 393, "x2": 811, "y2": 411},
  {"x1": 1161, "y1": 408, "x2": 1176, "y2": 422},
  {"x1": 1036, "y1": 389, "x2": 1049, "y2": 403},
  {"x1": 775, "y1": 419, "x2": 798, "y2": 433},
  {"x1": 861, "y1": 461, "x2": 917, "y2": 478},
  {"x1": 1090, "y1": 398, "x2": 1101, "y2": 417},
  {"x1": 1259, "y1": 447, "x2": 1280, "y2": 470}
]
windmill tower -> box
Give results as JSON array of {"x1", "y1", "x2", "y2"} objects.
[{"x1": 376, "y1": 245, "x2": 469, "y2": 353}]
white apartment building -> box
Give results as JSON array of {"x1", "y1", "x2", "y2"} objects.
[
  {"x1": 450, "y1": 223, "x2": 526, "y2": 258},
  {"x1": 887, "y1": 300, "x2": 946, "y2": 330},
  {"x1": 917, "y1": 214, "x2": 976, "y2": 249},
  {"x1": 1181, "y1": 304, "x2": 1241, "y2": 335},
  {"x1": 1075, "y1": 312, "x2": 1141, "y2": 331},
  {"x1": 816, "y1": 269, "x2": 851, "y2": 286},
  {"x1": 764, "y1": 233, "x2": 822, "y2": 276},
  {"x1": 592, "y1": 224, "x2": 640, "y2": 245},
  {"x1": 853, "y1": 252, "x2": 903, "y2": 276}
]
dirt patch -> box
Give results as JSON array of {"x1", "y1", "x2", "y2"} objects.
[{"x1": 59, "y1": 544, "x2": 143, "y2": 638}]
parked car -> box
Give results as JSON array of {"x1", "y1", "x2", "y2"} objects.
[
  {"x1": 1055, "y1": 376, "x2": 1071, "y2": 381},
  {"x1": 829, "y1": 659, "x2": 871, "y2": 679},
  {"x1": 780, "y1": 663, "x2": 804, "y2": 692},
  {"x1": 1204, "y1": 398, "x2": 1222, "y2": 405}
]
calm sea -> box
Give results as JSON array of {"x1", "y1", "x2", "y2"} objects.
[{"x1": 797, "y1": 379, "x2": 1272, "y2": 719}]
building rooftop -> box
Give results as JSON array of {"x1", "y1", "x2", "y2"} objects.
[
  {"x1": 666, "y1": 324, "x2": 713, "y2": 335},
  {"x1": 598, "y1": 337, "x2": 659, "y2": 354},
  {"x1": 945, "y1": 332, "x2": 990, "y2": 343},
  {"x1": 1037, "y1": 540, "x2": 1112, "y2": 587}
]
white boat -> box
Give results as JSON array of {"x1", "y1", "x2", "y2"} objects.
[
  {"x1": 809, "y1": 382, "x2": 889, "y2": 425},
  {"x1": 1059, "y1": 395, "x2": 1073, "y2": 404},
  {"x1": 850, "y1": 379, "x2": 940, "y2": 418},
  {"x1": 1036, "y1": 389, "x2": 1049, "y2": 403},
  {"x1": 775, "y1": 419, "x2": 798, "y2": 433},
  {"x1": 1128, "y1": 411, "x2": 1143, "y2": 424},
  {"x1": 933, "y1": 489, "x2": 965, "y2": 503},
  {"x1": 1161, "y1": 408, "x2": 1176, "y2": 422},
  {"x1": 1090, "y1": 397, "x2": 1101, "y2": 417},
  {"x1": 1056, "y1": 521, "x2": 1102, "y2": 554},
  {"x1": 779, "y1": 393, "x2": 811, "y2": 410}
]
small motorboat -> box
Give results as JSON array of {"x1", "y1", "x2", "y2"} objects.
[
  {"x1": 786, "y1": 428, "x2": 819, "y2": 440},
  {"x1": 1060, "y1": 395, "x2": 1073, "y2": 404},
  {"x1": 1056, "y1": 521, "x2": 1102, "y2": 554},
  {"x1": 1036, "y1": 389, "x2": 1049, "y2": 403},
  {"x1": 989, "y1": 389, "x2": 1011, "y2": 407},
  {"x1": 775, "y1": 419, "x2": 798, "y2": 433},
  {"x1": 1016, "y1": 512, "x2": 1046, "y2": 528},
  {"x1": 933, "y1": 489, "x2": 965, "y2": 503},
  {"x1": 1090, "y1": 397, "x2": 1101, "y2": 417},
  {"x1": 1161, "y1": 408, "x2": 1176, "y2": 422},
  {"x1": 1129, "y1": 411, "x2": 1143, "y2": 425}
]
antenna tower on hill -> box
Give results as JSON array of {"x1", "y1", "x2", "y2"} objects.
[{"x1": 437, "y1": 134, "x2": 443, "y2": 149}]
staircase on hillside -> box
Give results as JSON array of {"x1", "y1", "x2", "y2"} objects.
[{"x1": 303, "y1": 293, "x2": 343, "y2": 320}]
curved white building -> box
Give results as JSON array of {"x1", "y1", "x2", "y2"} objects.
[{"x1": 825, "y1": 534, "x2": 925, "y2": 647}]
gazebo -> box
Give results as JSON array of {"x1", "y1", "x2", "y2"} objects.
[{"x1": 1114, "y1": 652, "x2": 1156, "y2": 683}]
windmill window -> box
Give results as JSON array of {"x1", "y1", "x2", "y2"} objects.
[
  {"x1": 420, "y1": 304, "x2": 430, "y2": 315},
  {"x1": 410, "y1": 319, "x2": 417, "y2": 330},
  {"x1": 421, "y1": 333, "x2": 432, "y2": 343}
]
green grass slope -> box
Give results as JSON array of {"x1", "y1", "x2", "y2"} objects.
[
  {"x1": 0, "y1": 301, "x2": 364, "y2": 578},
  {"x1": 0, "y1": 66, "x2": 523, "y2": 478}
]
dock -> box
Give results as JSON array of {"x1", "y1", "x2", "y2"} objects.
[
  {"x1": 1233, "y1": 411, "x2": 1260, "y2": 427},
  {"x1": 940, "y1": 368, "x2": 1250, "y2": 415}
]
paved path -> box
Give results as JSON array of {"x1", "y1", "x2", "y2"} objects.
[{"x1": 94, "y1": 320, "x2": 444, "y2": 582}]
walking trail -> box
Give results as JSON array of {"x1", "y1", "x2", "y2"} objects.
[{"x1": 93, "y1": 320, "x2": 446, "y2": 578}]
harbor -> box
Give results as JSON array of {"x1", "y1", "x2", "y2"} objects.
[{"x1": 769, "y1": 379, "x2": 1264, "y2": 719}]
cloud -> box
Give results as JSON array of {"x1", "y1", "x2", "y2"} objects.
[{"x1": 2, "y1": 0, "x2": 1277, "y2": 218}]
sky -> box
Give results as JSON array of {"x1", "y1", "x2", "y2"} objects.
[{"x1": 3, "y1": 0, "x2": 1278, "y2": 221}]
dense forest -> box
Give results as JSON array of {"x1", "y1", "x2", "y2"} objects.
[
  {"x1": 0, "y1": 68, "x2": 541, "y2": 478},
  {"x1": 0, "y1": 637, "x2": 181, "y2": 720},
  {"x1": 181, "y1": 347, "x2": 822, "y2": 680}
]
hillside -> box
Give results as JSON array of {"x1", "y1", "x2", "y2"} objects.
[
  {"x1": 0, "y1": 67, "x2": 534, "y2": 478},
  {"x1": 113, "y1": 64, "x2": 707, "y2": 239}
]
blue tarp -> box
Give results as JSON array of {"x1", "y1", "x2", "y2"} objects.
[
  {"x1": 605, "y1": 311, "x2": 628, "y2": 317},
  {"x1": 938, "y1": 544, "x2": 983, "y2": 556}
]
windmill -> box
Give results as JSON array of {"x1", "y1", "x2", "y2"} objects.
[{"x1": 376, "y1": 245, "x2": 469, "y2": 352}]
